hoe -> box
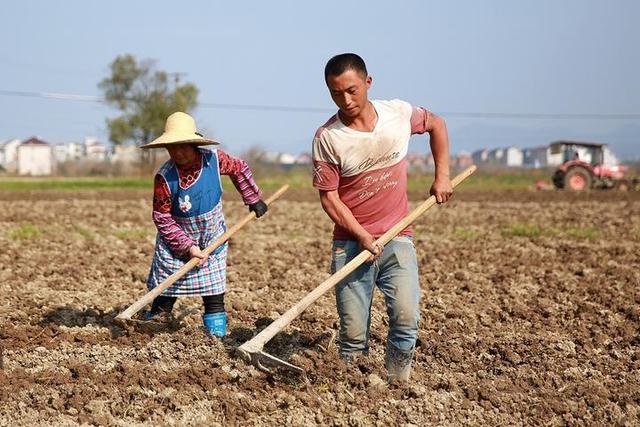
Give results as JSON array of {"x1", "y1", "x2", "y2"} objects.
[
  {"x1": 114, "y1": 185, "x2": 289, "y2": 326},
  {"x1": 237, "y1": 165, "x2": 477, "y2": 373}
]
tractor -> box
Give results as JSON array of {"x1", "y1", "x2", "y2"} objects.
[{"x1": 551, "y1": 141, "x2": 638, "y2": 191}]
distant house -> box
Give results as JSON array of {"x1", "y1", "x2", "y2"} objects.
[
  {"x1": 523, "y1": 145, "x2": 563, "y2": 168},
  {"x1": 53, "y1": 141, "x2": 84, "y2": 163},
  {"x1": 111, "y1": 144, "x2": 140, "y2": 163},
  {"x1": 0, "y1": 138, "x2": 22, "y2": 172},
  {"x1": 406, "y1": 152, "x2": 431, "y2": 172},
  {"x1": 455, "y1": 151, "x2": 474, "y2": 169},
  {"x1": 492, "y1": 147, "x2": 523, "y2": 167},
  {"x1": 471, "y1": 148, "x2": 489, "y2": 165},
  {"x1": 54, "y1": 137, "x2": 108, "y2": 163},
  {"x1": 258, "y1": 151, "x2": 298, "y2": 165},
  {"x1": 295, "y1": 153, "x2": 312, "y2": 165},
  {"x1": 17, "y1": 137, "x2": 53, "y2": 175},
  {"x1": 278, "y1": 153, "x2": 296, "y2": 165},
  {"x1": 84, "y1": 137, "x2": 108, "y2": 161}
]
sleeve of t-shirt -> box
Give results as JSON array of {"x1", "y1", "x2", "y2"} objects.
[
  {"x1": 410, "y1": 106, "x2": 430, "y2": 135},
  {"x1": 387, "y1": 98, "x2": 429, "y2": 135},
  {"x1": 312, "y1": 132, "x2": 340, "y2": 191}
]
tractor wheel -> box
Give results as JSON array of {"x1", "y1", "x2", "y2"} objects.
[
  {"x1": 552, "y1": 170, "x2": 565, "y2": 189},
  {"x1": 564, "y1": 167, "x2": 592, "y2": 191}
]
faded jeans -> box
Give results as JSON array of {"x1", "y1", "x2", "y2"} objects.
[{"x1": 331, "y1": 236, "x2": 420, "y2": 357}]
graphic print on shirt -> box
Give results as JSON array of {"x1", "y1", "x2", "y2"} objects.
[
  {"x1": 313, "y1": 164, "x2": 324, "y2": 184},
  {"x1": 178, "y1": 195, "x2": 192, "y2": 213}
]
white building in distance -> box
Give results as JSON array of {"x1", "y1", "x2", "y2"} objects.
[
  {"x1": 17, "y1": 137, "x2": 53, "y2": 176},
  {"x1": 84, "y1": 137, "x2": 108, "y2": 161},
  {"x1": 0, "y1": 138, "x2": 22, "y2": 172},
  {"x1": 54, "y1": 137, "x2": 108, "y2": 163}
]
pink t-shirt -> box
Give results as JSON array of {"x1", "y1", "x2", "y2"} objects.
[{"x1": 312, "y1": 99, "x2": 430, "y2": 240}]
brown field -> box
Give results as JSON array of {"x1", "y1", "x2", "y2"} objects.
[{"x1": 0, "y1": 188, "x2": 639, "y2": 426}]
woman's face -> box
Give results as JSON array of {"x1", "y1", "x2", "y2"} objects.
[{"x1": 166, "y1": 144, "x2": 197, "y2": 166}]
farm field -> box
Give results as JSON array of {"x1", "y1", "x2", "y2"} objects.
[{"x1": 0, "y1": 186, "x2": 639, "y2": 425}]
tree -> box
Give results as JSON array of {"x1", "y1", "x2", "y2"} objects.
[{"x1": 99, "y1": 54, "x2": 198, "y2": 166}]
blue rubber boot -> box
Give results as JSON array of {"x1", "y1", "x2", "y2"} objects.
[{"x1": 203, "y1": 312, "x2": 227, "y2": 338}]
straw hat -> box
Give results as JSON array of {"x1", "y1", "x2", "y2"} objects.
[{"x1": 140, "y1": 112, "x2": 219, "y2": 149}]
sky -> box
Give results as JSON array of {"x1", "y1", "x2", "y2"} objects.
[{"x1": 1, "y1": 0, "x2": 639, "y2": 158}]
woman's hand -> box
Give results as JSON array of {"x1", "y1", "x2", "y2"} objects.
[{"x1": 189, "y1": 245, "x2": 208, "y2": 266}]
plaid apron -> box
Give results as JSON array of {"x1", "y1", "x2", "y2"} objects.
[{"x1": 146, "y1": 150, "x2": 227, "y2": 296}]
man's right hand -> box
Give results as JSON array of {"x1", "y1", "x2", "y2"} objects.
[
  {"x1": 189, "y1": 245, "x2": 207, "y2": 266},
  {"x1": 358, "y1": 234, "x2": 383, "y2": 262}
]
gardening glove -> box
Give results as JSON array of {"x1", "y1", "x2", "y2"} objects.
[{"x1": 249, "y1": 199, "x2": 268, "y2": 218}]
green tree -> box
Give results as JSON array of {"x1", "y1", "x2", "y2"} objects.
[{"x1": 99, "y1": 54, "x2": 198, "y2": 156}]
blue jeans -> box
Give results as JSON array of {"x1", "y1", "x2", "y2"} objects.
[{"x1": 331, "y1": 236, "x2": 420, "y2": 357}]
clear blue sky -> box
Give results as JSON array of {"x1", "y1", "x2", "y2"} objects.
[{"x1": 1, "y1": 0, "x2": 638, "y2": 158}]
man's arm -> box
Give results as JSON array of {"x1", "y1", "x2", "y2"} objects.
[
  {"x1": 425, "y1": 113, "x2": 453, "y2": 204},
  {"x1": 319, "y1": 189, "x2": 382, "y2": 260}
]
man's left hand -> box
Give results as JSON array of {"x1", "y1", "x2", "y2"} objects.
[{"x1": 430, "y1": 177, "x2": 453, "y2": 204}]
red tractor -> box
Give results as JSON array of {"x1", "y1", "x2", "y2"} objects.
[{"x1": 551, "y1": 141, "x2": 637, "y2": 191}]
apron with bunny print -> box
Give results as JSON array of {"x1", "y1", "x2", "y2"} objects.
[{"x1": 147, "y1": 149, "x2": 228, "y2": 296}]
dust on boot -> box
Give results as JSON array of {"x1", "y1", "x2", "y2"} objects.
[{"x1": 385, "y1": 343, "x2": 414, "y2": 382}]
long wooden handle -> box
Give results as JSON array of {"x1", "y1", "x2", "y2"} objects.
[
  {"x1": 239, "y1": 166, "x2": 476, "y2": 353},
  {"x1": 115, "y1": 184, "x2": 289, "y2": 321}
]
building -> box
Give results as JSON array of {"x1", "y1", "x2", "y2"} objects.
[
  {"x1": 53, "y1": 141, "x2": 84, "y2": 163},
  {"x1": 471, "y1": 148, "x2": 489, "y2": 165},
  {"x1": 295, "y1": 153, "x2": 312, "y2": 165},
  {"x1": 488, "y1": 146, "x2": 523, "y2": 167},
  {"x1": 523, "y1": 145, "x2": 563, "y2": 168},
  {"x1": 17, "y1": 137, "x2": 53, "y2": 176},
  {"x1": 84, "y1": 137, "x2": 108, "y2": 161},
  {"x1": 0, "y1": 138, "x2": 22, "y2": 172},
  {"x1": 111, "y1": 144, "x2": 140, "y2": 163},
  {"x1": 454, "y1": 151, "x2": 474, "y2": 169},
  {"x1": 53, "y1": 137, "x2": 109, "y2": 163}
]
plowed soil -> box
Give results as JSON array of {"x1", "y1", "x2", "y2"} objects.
[{"x1": 1, "y1": 188, "x2": 639, "y2": 426}]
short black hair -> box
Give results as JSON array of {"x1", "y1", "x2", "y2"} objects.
[{"x1": 324, "y1": 53, "x2": 368, "y2": 81}]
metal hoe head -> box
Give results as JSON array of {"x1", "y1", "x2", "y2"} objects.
[{"x1": 236, "y1": 343, "x2": 304, "y2": 374}]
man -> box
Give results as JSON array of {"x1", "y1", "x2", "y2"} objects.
[{"x1": 312, "y1": 53, "x2": 452, "y2": 382}]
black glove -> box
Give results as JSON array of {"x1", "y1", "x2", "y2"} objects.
[{"x1": 249, "y1": 200, "x2": 268, "y2": 218}]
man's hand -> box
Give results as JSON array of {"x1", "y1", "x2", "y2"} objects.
[
  {"x1": 430, "y1": 177, "x2": 453, "y2": 204},
  {"x1": 189, "y1": 245, "x2": 207, "y2": 266},
  {"x1": 249, "y1": 200, "x2": 268, "y2": 218},
  {"x1": 358, "y1": 233, "x2": 383, "y2": 262}
]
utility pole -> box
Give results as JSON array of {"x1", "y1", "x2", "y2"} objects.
[{"x1": 167, "y1": 72, "x2": 187, "y2": 89}]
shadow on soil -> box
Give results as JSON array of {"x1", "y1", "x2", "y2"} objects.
[{"x1": 39, "y1": 305, "x2": 189, "y2": 338}]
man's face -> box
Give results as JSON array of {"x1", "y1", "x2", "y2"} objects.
[{"x1": 326, "y1": 69, "x2": 371, "y2": 120}]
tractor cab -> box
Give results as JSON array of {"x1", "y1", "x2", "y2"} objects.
[{"x1": 551, "y1": 141, "x2": 626, "y2": 190}]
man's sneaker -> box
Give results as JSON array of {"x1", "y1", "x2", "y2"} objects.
[{"x1": 203, "y1": 312, "x2": 227, "y2": 338}]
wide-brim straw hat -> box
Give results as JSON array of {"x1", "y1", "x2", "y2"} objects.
[{"x1": 140, "y1": 112, "x2": 219, "y2": 149}]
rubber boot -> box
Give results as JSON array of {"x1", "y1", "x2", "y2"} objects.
[
  {"x1": 203, "y1": 312, "x2": 227, "y2": 338},
  {"x1": 385, "y1": 343, "x2": 414, "y2": 382}
]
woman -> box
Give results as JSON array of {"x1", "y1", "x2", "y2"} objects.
[{"x1": 140, "y1": 112, "x2": 267, "y2": 337}]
